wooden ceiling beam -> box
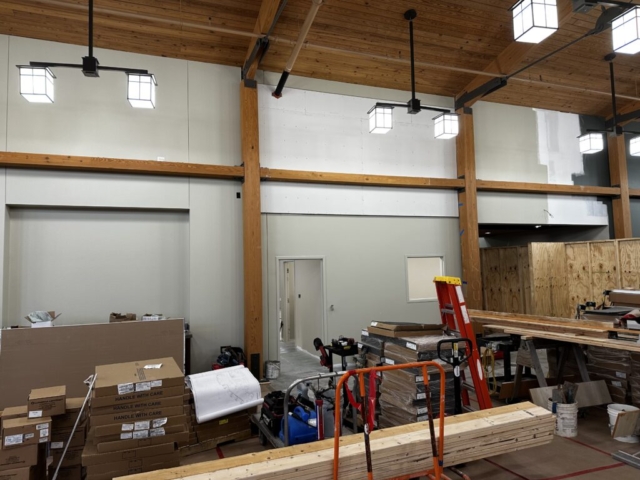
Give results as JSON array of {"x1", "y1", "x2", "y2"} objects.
[
  {"x1": 456, "y1": 0, "x2": 575, "y2": 108},
  {"x1": 243, "y1": 0, "x2": 282, "y2": 80}
]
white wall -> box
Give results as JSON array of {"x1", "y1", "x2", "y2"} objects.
[
  {"x1": 293, "y1": 259, "x2": 323, "y2": 355},
  {"x1": 1, "y1": 35, "x2": 241, "y2": 166},
  {"x1": 263, "y1": 214, "x2": 462, "y2": 361}
]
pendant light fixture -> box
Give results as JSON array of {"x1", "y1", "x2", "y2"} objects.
[
  {"x1": 612, "y1": 6, "x2": 640, "y2": 54},
  {"x1": 578, "y1": 133, "x2": 604, "y2": 154},
  {"x1": 366, "y1": 10, "x2": 458, "y2": 139},
  {"x1": 17, "y1": 0, "x2": 155, "y2": 107},
  {"x1": 630, "y1": 136, "x2": 640, "y2": 156},
  {"x1": 511, "y1": 0, "x2": 559, "y2": 44}
]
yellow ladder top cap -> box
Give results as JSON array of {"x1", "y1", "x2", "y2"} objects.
[{"x1": 434, "y1": 276, "x2": 462, "y2": 285}]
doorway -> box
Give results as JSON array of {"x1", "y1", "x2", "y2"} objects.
[{"x1": 274, "y1": 257, "x2": 327, "y2": 390}]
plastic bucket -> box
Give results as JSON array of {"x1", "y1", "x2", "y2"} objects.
[
  {"x1": 548, "y1": 400, "x2": 578, "y2": 438},
  {"x1": 265, "y1": 361, "x2": 281, "y2": 380},
  {"x1": 608, "y1": 404, "x2": 640, "y2": 443}
]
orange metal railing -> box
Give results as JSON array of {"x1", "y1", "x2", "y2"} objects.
[{"x1": 332, "y1": 361, "x2": 449, "y2": 480}]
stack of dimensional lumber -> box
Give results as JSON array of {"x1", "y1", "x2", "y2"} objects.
[
  {"x1": 82, "y1": 358, "x2": 187, "y2": 480},
  {"x1": 629, "y1": 353, "x2": 640, "y2": 408},
  {"x1": 118, "y1": 402, "x2": 553, "y2": 480},
  {"x1": 470, "y1": 310, "x2": 640, "y2": 353},
  {"x1": 362, "y1": 322, "x2": 454, "y2": 428},
  {"x1": 586, "y1": 346, "x2": 632, "y2": 404}
]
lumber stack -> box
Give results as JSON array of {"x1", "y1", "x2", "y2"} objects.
[
  {"x1": 118, "y1": 402, "x2": 554, "y2": 480},
  {"x1": 471, "y1": 310, "x2": 640, "y2": 353}
]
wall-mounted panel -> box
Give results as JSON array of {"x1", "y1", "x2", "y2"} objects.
[
  {"x1": 261, "y1": 182, "x2": 458, "y2": 217},
  {"x1": 6, "y1": 169, "x2": 189, "y2": 209}
]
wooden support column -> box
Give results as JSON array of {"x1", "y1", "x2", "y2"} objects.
[
  {"x1": 456, "y1": 110, "x2": 482, "y2": 310},
  {"x1": 240, "y1": 81, "x2": 263, "y2": 377},
  {"x1": 608, "y1": 134, "x2": 632, "y2": 238}
]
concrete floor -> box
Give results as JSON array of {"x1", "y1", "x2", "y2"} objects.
[
  {"x1": 182, "y1": 405, "x2": 640, "y2": 479},
  {"x1": 269, "y1": 340, "x2": 329, "y2": 392}
]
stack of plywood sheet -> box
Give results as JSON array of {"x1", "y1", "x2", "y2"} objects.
[{"x1": 118, "y1": 403, "x2": 554, "y2": 480}]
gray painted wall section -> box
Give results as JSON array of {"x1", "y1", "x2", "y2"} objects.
[{"x1": 263, "y1": 214, "x2": 462, "y2": 361}]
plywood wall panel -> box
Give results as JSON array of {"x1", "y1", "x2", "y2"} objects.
[
  {"x1": 481, "y1": 248, "x2": 502, "y2": 311},
  {"x1": 618, "y1": 239, "x2": 640, "y2": 289},
  {"x1": 518, "y1": 246, "x2": 532, "y2": 314},
  {"x1": 548, "y1": 243, "x2": 570, "y2": 318},
  {"x1": 530, "y1": 243, "x2": 553, "y2": 316},
  {"x1": 565, "y1": 242, "x2": 591, "y2": 316},
  {"x1": 500, "y1": 247, "x2": 522, "y2": 313},
  {"x1": 589, "y1": 241, "x2": 620, "y2": 306}
]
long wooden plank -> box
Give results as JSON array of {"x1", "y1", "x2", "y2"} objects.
[
  {"x1": 0, "y1": 152, "x2": 244, "y2": 179},
  {"x1": 485, "y1": 325, "x2": 640, "y2": 352},
  {"x1": 476, "y1": 180, "x2": 621, "y2": 197},
  {"x1": 457, "y1": 111, "x2": 482, "y2": 310},
  {"x1": 119, "y1": 403, "x2": 553, "y2": 480},
  {"x1": 240, "y1": 81, "x2": 264, "y2": 378},
  {"x1": 260, "y1": 168, "x2": 465, "y2": 189}
]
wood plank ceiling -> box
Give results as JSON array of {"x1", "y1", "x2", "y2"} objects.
[{"x1": 2, "y1": 0, "x2": 640, "y2": 116}]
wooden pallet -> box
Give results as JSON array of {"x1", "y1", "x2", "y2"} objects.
[{"x1": 118, "y1": 403, "x2": 554, "y2": 480}]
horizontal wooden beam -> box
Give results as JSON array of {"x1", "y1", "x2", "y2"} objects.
[
  {"x1": 0, "y1": 152, "x2": 245, "y2": 180},
  {"x1": 477, "y1": 180, "x2": 621, "y2": 197},
  {"x1": 260, "y1": 168, "x2": 465, "y2": 189},
  {"x1": 630, "y1": 188, "x2": 640, "y2": 198}
]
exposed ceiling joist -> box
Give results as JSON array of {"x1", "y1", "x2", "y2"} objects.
[{"x1": 243, "y1": 0, "x2": 282, "y2": 80}]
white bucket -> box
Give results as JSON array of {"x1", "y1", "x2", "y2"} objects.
[
  {"x1": 548, "y1": 400, "x2": 578, "y2": 438},
  {"x1": 265, "y1": 361, "x2": 281, "y2": 380},
  {"x1": 608, "y1": 404, "x2": 640, "y2": 443}
]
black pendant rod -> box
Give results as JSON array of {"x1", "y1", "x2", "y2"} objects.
[
  {"x1": 88, "y1": 0, "x2": 94, "y2": 58},
  {"x1": 405, "y1": 9, "x2": 417, "y2": 101},
  {"x1": 607, "y1": 53, "x2": 619, "y2": 133}
]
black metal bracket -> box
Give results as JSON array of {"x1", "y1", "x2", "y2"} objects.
[
  {"x1": 241, "y1": 37, "x2": 270, "y2": 80},
  {"x1": 454, "y1": 77, "x2": 508, "y2": 111}
]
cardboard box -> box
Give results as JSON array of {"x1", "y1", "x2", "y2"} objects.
[
  {"x1": 0, "y1": 319, "x2": 184, "y2": 410},
  {"x1": 93, "y1": 358, "x2": 183, "y2": 398},
  {"x1": 50, "y1": 422, "x2": 87, "y2": 450},
  {"x1": 90, "y1": 385, "x2": 185, "y2": 409},
  {"x1": 89, "y1": 394, "x2": 184, "y2": 416},
  {"x1": 86, "y1": 450, "x2": 180, "y2": 475},
  {"x1": 47, "y1": 465, "x2": 82, "y2": 480},
  {"x1": 94, "y1": 423, "x2": 186, "y2": 444},
  {"x1": 0, "y1": 467, "x2": 35, "y2": 480},
  {"x1": 95, "y1": 429, "x2": 188, "y2": 453},
  {"x1": 27, "y1": 386, "x2": 66, "y2": 418},
  {"x1": 52, "y1": 398, "x2": 86, "y2": 430},
  {"x1": 89, "y1": 405, "x2": 184, "y2": 427},
  {"x1": 0, "y1": 408, "x2": 27, "y2": 428},
  {"x1": 52, "y1": 447, "x2": 82, "y2": 468},
  {"x1": 93, "y1": 415, "x2": 187, "y2": 438},
  {"x1": 1, "y1": 418, "x2": 51, "y2": 449},
  {"x1": 81, "y1": 435, "x2": 177, "y2": 466},
  {"x1": 0, "y1": 446, "x2": 38, "y2": 472},
  {"x1": 109, "y1": 313, "x2": 137, "y2": 323}
]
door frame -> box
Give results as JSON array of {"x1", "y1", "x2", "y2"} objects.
[{"x1": 275, "y1": 255, "x2": 328, "y2": 361}]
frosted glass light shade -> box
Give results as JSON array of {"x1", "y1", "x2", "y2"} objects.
[
  {"x1": 434, "y1": 113, "x2": 459, "y2": 140},
  {"x1": 19, "y1": 66, "x2": 55, "y2": 103},
  {"x1": 630, "y1": 136, "x2": 640, "y2": 156},
  {"x1": 512, "y1": 0, "x2": 558, "y2": 44},
  {"x1": 612, "y1": 7, "x2": 640, "y2": 54},
  {"x1": 579, "y1": 133, "x2": 604, "y2": 154},
  {"x1": 127, "y1": 74, "x2": 156, "y2": 109},
  {"x1": 368, "y1": 105, "x2": 393, "y2": 134}
]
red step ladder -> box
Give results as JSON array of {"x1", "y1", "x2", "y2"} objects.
[{"x1": 434, "y1": 276, "x2": 492, "y2": 411}]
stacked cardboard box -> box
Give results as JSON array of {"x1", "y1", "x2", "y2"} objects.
[
  {"x1": 82, "y1": 358, "x2": 186, "y2": 480},
  {"x1": 362, "y1": 323, "x2": 455, "y2": 428},
  {"x1": 0, "y1": 387, "x2": 61, "y2": 480},
  {"x1": 49, "y1": 397, "x2": 88, "y2": 480},
  {"x1": 586, "y1": 346, "x2": 632, "y2": 404}
]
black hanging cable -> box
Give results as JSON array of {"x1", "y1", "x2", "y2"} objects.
[
  {"x1": 88, "y1": 0, "x2": 94, "y2": 58},
  {"x1": 407, "y1": 11, "x2": 416, "y2": 101}
]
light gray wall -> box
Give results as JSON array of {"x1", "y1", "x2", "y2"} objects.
[
  {"x1": 263, "y1": 214, "x2": 462, "y2": 361},
  {"x1": 479, "y1": 225, "x2": 611, "y2": 248},
  {"x1": 7, "y1": 208, "x2": 189, "y2": 325},
  {"x1": 293, "y1": 259, "x2": 323, "y2": 355}
]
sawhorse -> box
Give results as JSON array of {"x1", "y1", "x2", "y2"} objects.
[{"x1": 511, "y1": 336, "x2": 590, "y2": 401}]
